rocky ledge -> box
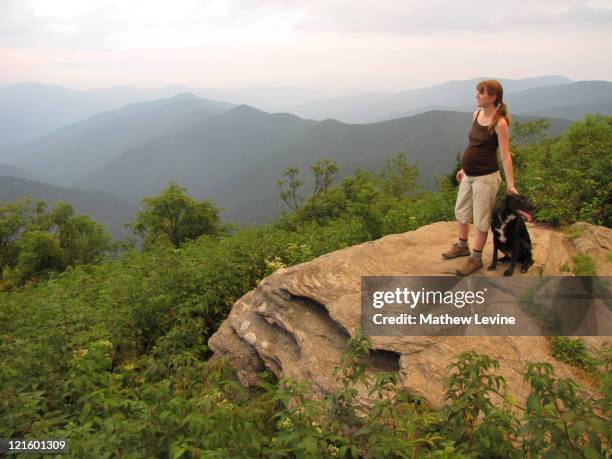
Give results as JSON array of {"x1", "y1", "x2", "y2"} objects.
[{"x1": 209, "y1": 221, "x2": 611, "y2": 408}]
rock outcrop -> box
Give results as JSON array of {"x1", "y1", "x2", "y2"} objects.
[{"x1": 208, "y1": 221, "x2": 612, "y2": 408}]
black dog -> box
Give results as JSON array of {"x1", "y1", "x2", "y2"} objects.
[{"x1": 488, "y1": 193, "x2": 536, "y2": 276}]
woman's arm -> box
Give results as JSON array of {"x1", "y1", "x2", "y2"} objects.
[{"x1": 495, "y1": 118, "x2": 518, "y2": 194}]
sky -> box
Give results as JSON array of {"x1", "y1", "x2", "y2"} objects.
[{"x1": 1, "y1": 0, "x2": 611, "y2": 92}]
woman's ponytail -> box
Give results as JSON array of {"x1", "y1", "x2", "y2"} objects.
[{"x1": 477, "y1": 80, "x2": 512, "y2": 135}]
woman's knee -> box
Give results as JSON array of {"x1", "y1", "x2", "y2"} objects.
[
  {"x1": 454, "y1": 190, "x2": 472, "y2": 224},
  {"x1": 475, "y1": 220, "x2": 490, "y2": 233},
  {"x1": 455, "y1": 208, "x2": 471, "y2": 224}
]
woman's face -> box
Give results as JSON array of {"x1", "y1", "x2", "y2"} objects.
[{"x1": 476, "y1": 87, "x2": 496, "y2": 107}]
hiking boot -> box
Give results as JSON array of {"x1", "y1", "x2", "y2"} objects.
[
  {"x1": 456, "y1": 256, "x2": 483, "y2": 276},
  {"x1": 442, "y1": 242, "x2": 470, "y2": 259}
]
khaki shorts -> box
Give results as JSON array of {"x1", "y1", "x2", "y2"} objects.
[{"x1": 455, "y1": 170, "x2": 501, "y2": 233}]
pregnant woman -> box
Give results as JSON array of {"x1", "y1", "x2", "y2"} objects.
[{"x1": 442, "y1": 79, "x2": 519, "y2": 275}]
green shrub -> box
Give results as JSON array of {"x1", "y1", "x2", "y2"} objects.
[
  {"x1": 574, "y1": 254, "x2": 598, "y2": 276},
  {"x1": 550, "y1": 337, "x2": 606, "y2": 378},
  {"x1": 514, "y1": 114, "x2": 612, "y2": 227}
]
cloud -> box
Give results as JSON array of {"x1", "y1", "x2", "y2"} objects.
[
  {"x1": 1, "y1": 0, "x2": 610, "y2": 90},
  {"x1": 556, "y1": 1, "x2": 612, "y2": 23},
  {"x1": 289, "y1": 0, "x2": 612, "y2": 34},
  {"x1": 1, "y1": 0, "x2": 611, "y2": 50},
  {"x1": 0, "y1": 0, "x2": 304, "y2": 49},
  {"x1": 0, "y1": 0, "x2": 127, "y2": 49}
]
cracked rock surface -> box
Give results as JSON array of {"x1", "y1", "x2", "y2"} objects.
[{"x1": 208, "y1": 221, "x2": 612, "y2": 408}]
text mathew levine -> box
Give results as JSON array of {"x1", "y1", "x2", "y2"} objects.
[{"x1": 372, "y1": 313, "x2": 516, "y2": 326}]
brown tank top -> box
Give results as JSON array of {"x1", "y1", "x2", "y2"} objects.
[{"x1": 462, "y1": 110, "x2": 499, "y2": 176}]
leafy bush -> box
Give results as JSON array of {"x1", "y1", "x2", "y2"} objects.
[
  {"x1": 550, "y1": 337, "x2": 602, "y2": 375},
  {"x1": 521, "y1": 362, "x2": 609, "y2": 457},
  {"x1": 127, "y1": 181, "x2": 228, "y2": 248},
  {"x1": 0, "y1": 198, "x2": 112, "y2": 288},
  {"x1": 514, "y1": 114, "x2": 612, "y2": 227}
]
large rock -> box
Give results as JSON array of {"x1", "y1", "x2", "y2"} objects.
[{"x1": 208, "y1": 221, "x2": 611, "y2": 408}]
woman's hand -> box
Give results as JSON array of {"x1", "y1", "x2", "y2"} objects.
[
  {"x1": 456, "y1": 169, "x2": 465, "y2": 182},
  {"x1": 507, "y1": 185, "x2": 519, "y2": 195}
]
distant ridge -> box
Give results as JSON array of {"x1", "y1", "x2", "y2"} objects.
[
  {"x1": 0, "y1": 76, "x2": 577, "y2": 148},
  {"x1": 74, "y1": 103, "x2": 318, "y2": 202},
  {"x1": 0, "y1": 82, "x2": 230, "y2": 149},
  {"x1": 3, "y1": 93, "x2": 233, "y2": 185},
  {"x1": 72, "y1": 108, "x2": 572, "y2": 225},
  {"x1": 281, "y1": 75, "x2": 575, "y2": 123},
  {"x1": 0, "y1": 163, "x2": 32, "y2": 180},
  {"x1": 0, "y1": 176, "x2": 138, "y2": 240}
]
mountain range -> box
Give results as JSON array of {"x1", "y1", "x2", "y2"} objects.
[
  {"x1": 3, "y1": 93, "x2": 233, "y2": 185},
  {"x1": 0, "y1": 82, "x2": 356, "y2": 150},
  {"x1": 0, "y1": 75, "x2": 608, "y2": 232},
  {"x1": 75, "y1": 107, "x2": 572, "y2": 225}
]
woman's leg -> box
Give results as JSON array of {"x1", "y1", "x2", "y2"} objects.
[
  {"x1": 472, "y1": 171, "x2": 501, "y2": 251},
  {"x1": 455, "y1": 175, "x2": 473, "y2": 240},
  {"x1": 456, "y1": 172, "x2": 500, "y2": 275},
  {"x1": 473, "y1": 227, "x2": 488, "y2": 251},
  {"x1": 458, "y1": 220, "x2": 469, "y2": 240},
  {"x1": 443, "y1": 176, "x2": 473, "y2": 258}
]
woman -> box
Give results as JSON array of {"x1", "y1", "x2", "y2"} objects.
[{"x1": 442, "y1": 79, "x2": 519, "y2": 275}]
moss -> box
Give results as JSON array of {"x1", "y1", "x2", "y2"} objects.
[
  {"x1": 573, "y1": 253, "x2": 597, "y2": 276},
  {"x1": 559, "y1": 262, "x2": 572, "y2": 273},
  {"x1": 564, "y1": 225, "x2": 584, "y2": 241}
]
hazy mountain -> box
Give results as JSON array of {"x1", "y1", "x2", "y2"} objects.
[
  {"x1": 0, "y1": 176, "x2": 138, "y2": 240},
  {"x1": 0, "y1": 115, "x2": 32, "y2": 150},
  {"x1": 521, "y1": 101, "x2": 612, "y2": 120},
  {"x1": 74, "y1": 105, "x2": 318, "y2": 202},
  {"x1": 202, "y1": 110, "x2": 574, "y2": 225},
  {"x1": 283, "y1": 75, "x2": 574, "y2": 123},
  {"x1": 1, "y1": 76, "x2": 586, "y2": 153},
  {"x1": 377, "y1": 81, "x2": 612, "y2": 122},
  {"x1": 3, "y1": 76, "x2": 571, "y2": 152},
  {"x1": 190, "y1": 86, "x2": 362, "y2": 112},
  {"x1": 73, "y1": 106, "x2": 572, "y2": 225},
  {"x1": 0, "y1": 163, "x2": 32, "y2": 179},
  {"x1": 0, "y1": 81, "x2": 360, "y2": 150},
  {"x1": 0, "y1": 82, "x2": 212, "y2": 149},
  {"x1": 3, "y1": 93, "x2": 233, "y2": 185},
  {"x1": 502, "y1": 81, "x2": 612, "y2": 120}
]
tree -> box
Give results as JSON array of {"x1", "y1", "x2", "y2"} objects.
[
  {"x1": 59, "y1": 214, "x2": 112, "y2": 265},
  {"x1": 510, "y1": 118, "x2": 550, "y2": 145},
  {"x1": 277, "y1": 154, "x2": 427, "y2": 237},
  {"x1": 0, "y1": 197, "x2": 39, "y2": 274},
  {"x1": 0, "y1": 198, "x2": 113, "y2": 287},
  {"x1": 277, "y1": 158, "x2": 339, "y2": 216},
  {"x1": 277, "y1": 166, "x2": 304, "y2": 212},
  {"x1": 128, "y1": 182, "x2": 226, "y2": 247},
  {"x1": 340, "y1": 169, "x2": 387, "y2": 238},
  {"x1": 376, "y1": 153, "x2": 422, "y2": 199},
  {"x1": 514, "y1": 114, "x2": 612, "y2": 226},
  {"x1": 310, "y1": 159, "x2": 339, "y2": 204},
  {"x1": 12, "y1": 230, "x2": 65, "y2": 282}
]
